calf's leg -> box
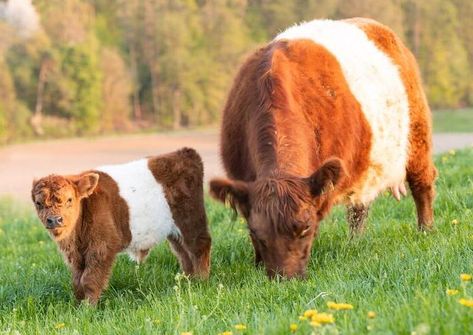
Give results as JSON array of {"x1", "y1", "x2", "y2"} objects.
[
  {"x1": 80, "y1": 252, "x2": 116, "y2": 305},
  {"x1": 72, "y1": 268, "x2": 85, "y2": 301},
  {"x1": 185, "y1": 231, "x2": 211, "y2": 279},
  {"x1": 168, "y1": 235, "x2": 195, "y2": 275}
]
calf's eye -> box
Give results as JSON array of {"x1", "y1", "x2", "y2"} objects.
[{"x1": 35, "y1": 201, "x2": 42, "y2": 207}]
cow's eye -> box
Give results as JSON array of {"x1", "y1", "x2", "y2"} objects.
[
  {"x1": 67, "y1": 198, "x2": 72, "y2": 204},
  {"x1": 35, "y1": 201, "x2": 42, "y2": 208}
]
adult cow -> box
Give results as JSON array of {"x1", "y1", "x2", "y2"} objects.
[{"x1": 209, "y1": 18, "x2": 436, "y2": 279}]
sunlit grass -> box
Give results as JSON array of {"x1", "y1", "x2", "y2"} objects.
[{"x1": 1, "y1": 149, "x2": 472, "y2": 334}]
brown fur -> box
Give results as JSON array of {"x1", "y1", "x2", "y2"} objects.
[
  {"x1": 210, "y1": 19, "x2": 435, "y2": 278},
  {"x1": 348, "y1": 18, "x2": 437, "y2": 229},
  {"x1": 148, "y1": 148, "x2": 211, "y2": 278},
  {"x1": 31, "y1": 148, "x2": 210, "y2": 304}
]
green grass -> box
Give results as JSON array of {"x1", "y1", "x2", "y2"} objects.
[
  {"x1": 432, "y1": 108, "x2": 473, "y2": 133},
  {"x1": 1, "y1": 150, "x2": 473, "y2": 335}
]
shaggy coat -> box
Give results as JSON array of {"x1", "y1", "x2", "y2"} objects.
[
  {"x1": 210, "y1": 18, "x2": 436, "y2": 278},
  {"x1": 32, "y1": 148, "x2": 211, "y2": 304}
]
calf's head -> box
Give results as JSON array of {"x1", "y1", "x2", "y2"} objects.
[
  {"x1": 31, "y1": 173, "x2": 99, "y2": 240},
  {"x1": 210, "y1": 159, "x2": 345, "y2": 279}
]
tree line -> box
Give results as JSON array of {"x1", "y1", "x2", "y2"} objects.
[{"x1": 0, "y1": 0, "x2": 472, "y2": 143}]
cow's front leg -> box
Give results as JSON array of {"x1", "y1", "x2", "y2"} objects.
[
  {"x1": 80, "y1": 250, "x2": 116, "y2": 305},
  {"x1": 249, "y1": 235, "x2": 262, "y2": 266},
  {"x1": 347, "y1": 204, "x2": 370, "y2": 236}
]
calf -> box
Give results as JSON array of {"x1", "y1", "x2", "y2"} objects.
[
  {"x1": 31, "y1": 148, "x2": 211, "y2": 304},
  {"x1": 210, "y1": 18, "x2": 436, "y2": 279}
]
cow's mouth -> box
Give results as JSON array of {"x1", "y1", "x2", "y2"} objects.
[{"x1": 46, "y1": 226, "x2": 64, "y2": 237}]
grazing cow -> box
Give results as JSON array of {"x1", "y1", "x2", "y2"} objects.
[
  {"x1": 210, "y1": 18, "x2": 436, "y2": 279},
  {"x1": 31, "y1": 148, "x2": 211, "y2": 304}
]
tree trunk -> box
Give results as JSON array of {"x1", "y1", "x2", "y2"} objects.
[
  {"x1": 130, "y1": 44, "x2": 142, "y2": 122},
  {"x1": 172, "y1": 88, "x2": 182, "y2": 130},
  {"x1": 149, "y1": 62, "x2": 160, "y2": 122},
  {"x1": 30, "y1": 58, "x2": 48, "y2": 136}
]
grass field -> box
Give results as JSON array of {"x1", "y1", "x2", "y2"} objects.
[
  {"x1": 432, "y1": 108, "x2": 473, "y2": 133},
  {"x1": 1, "y1": 150, "x2": 473, "y2": 335}
]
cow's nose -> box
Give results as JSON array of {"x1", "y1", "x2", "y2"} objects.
[{"x1": 46, "y1": 216, "x2": 63, "y2": 229}]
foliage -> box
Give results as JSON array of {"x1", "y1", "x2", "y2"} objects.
[
  {"x1": 0, "y1": 0, "x2": 472, "y2": 142},
  {"x1": 1, "y1": 149, "x2": 473, "y2": 333}
]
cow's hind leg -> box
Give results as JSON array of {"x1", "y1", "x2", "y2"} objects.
[
  {"x1": 406, "y1": 117, "x2": 436, "y2": 230},
  {"x1": 405, "y1": 88, "x2": 436, "y2": 230},
  {"x1": 347, "y1": 204, "x2": 370, "y2": 236},
  {"x1": 407, "y1": 161, "x2": 436, "y2": 231}
]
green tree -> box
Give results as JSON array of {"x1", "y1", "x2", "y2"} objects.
[
  {"x1": 337, "y1": 0, "x2": 405, "y2": 38},
  {"x1": 100, "y1": 47, "x2": 132, "y2": 131},
  {"x1": 58, "y1": 35, "x2": 103, "y2": 133},
  {"x1": 405, "y1": 0, "x2": 469, "y2": 107},
  {"x1": 451, "y1": 0, "x2": 473, "y2": 105}
]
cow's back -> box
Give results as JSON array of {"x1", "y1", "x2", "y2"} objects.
[{"x1": 221, "y1": 18, "x2": 430, "y2": 205}]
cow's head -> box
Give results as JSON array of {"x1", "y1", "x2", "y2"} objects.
[
  {"x1": 31, "y1": 173, "x2": 99, "y2": 240},
  {"x1": 210, "y1": 158, "x2": 345, "y2": 279}
]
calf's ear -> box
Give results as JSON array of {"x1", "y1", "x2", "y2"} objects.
[
  {"x1": 209, "y1": 178, "x2": 250, "y2": 218},
  {"x1": 75, "y1": 173, "x2": 100, "y2": 198},
  {"x1": 307, "y1": 158, "x2": 346, "y2": 197},
  {"x1": 31, "y1": 179, "x2": 38, "y2": 201}
]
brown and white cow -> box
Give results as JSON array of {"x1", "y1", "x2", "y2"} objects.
[
  {"x1": 210, "y1": 18, "x2": 436, "y2": 279},
  {"x1": 32, "y1": 148, "x2": 211, "y2": 304}
]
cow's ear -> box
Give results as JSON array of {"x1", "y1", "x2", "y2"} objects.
[
  {"x1": 75, "y1": 173, "x2": 100, "y2": 198},
  {"x1": 209, "y1": 178, "x2": 250, "y2": 218},
  {"x1": 307, "y1": 158, "x2": 346, "y2": 197}
]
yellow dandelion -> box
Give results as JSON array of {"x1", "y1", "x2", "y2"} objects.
[
  {"x1": 446, "y1": 289, "x2": 459, "y2": 296},
  {"x1": 458, "y1": 298, "x2": 473, "y2": 307},
  {"x1": 303, "y1": 309, "x2": 317, "y2": 318},
  {"x1": 180, "y1": 332, "x2": 192, "y2": 335},
  {"x1": 290, "y1": 323, "x2": 298, "y2": 332},
  {"x1": 451, "y1": 219, "x2": 459, "y2": 225},
  {"x1": 449, "y1": 149, "x2": 456, "y2": 156},
  {"x1": 441, "y1": 156, "x2": 448, "y2": 163},
  {"x1": 54, "y1": 323, "x2": 65, "y2": 329},
  {"x1": 367, "y1": 311, "x2": 376, "y2": 319},
  {"x1": 460, "y1": 273, "x2": 472, "y2": 282},
  {"x1": 234, "y1": 324, "x2": 247, "y2": 331},
  {"x1": 311, "y1": 313, "x2": 335, "y2": 324},
  {"x1": 218, "y1": 332, "x2": 233, "y2": 335},
  {"x1": 327, "y1": 301, "x2": 354, "y2": 310},
  {"x1": 298, "y1": 316, "x2": 307, "y2": 321}
]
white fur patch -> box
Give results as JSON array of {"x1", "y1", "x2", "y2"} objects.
[
  {"x1": 275, "y1": 19, "x2": 410, "y2": 204},
  {"x1": 97, "y1": 159, "x2": 179, "y2": 262}
]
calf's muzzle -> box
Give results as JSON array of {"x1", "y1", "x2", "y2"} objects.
[{"x1": 46, "y1": 215, "x2": 63, "y2": 229}]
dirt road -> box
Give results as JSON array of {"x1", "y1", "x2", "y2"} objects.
[{"x1": 1, "y1": 130, "x2": 472, "y2": 202}]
